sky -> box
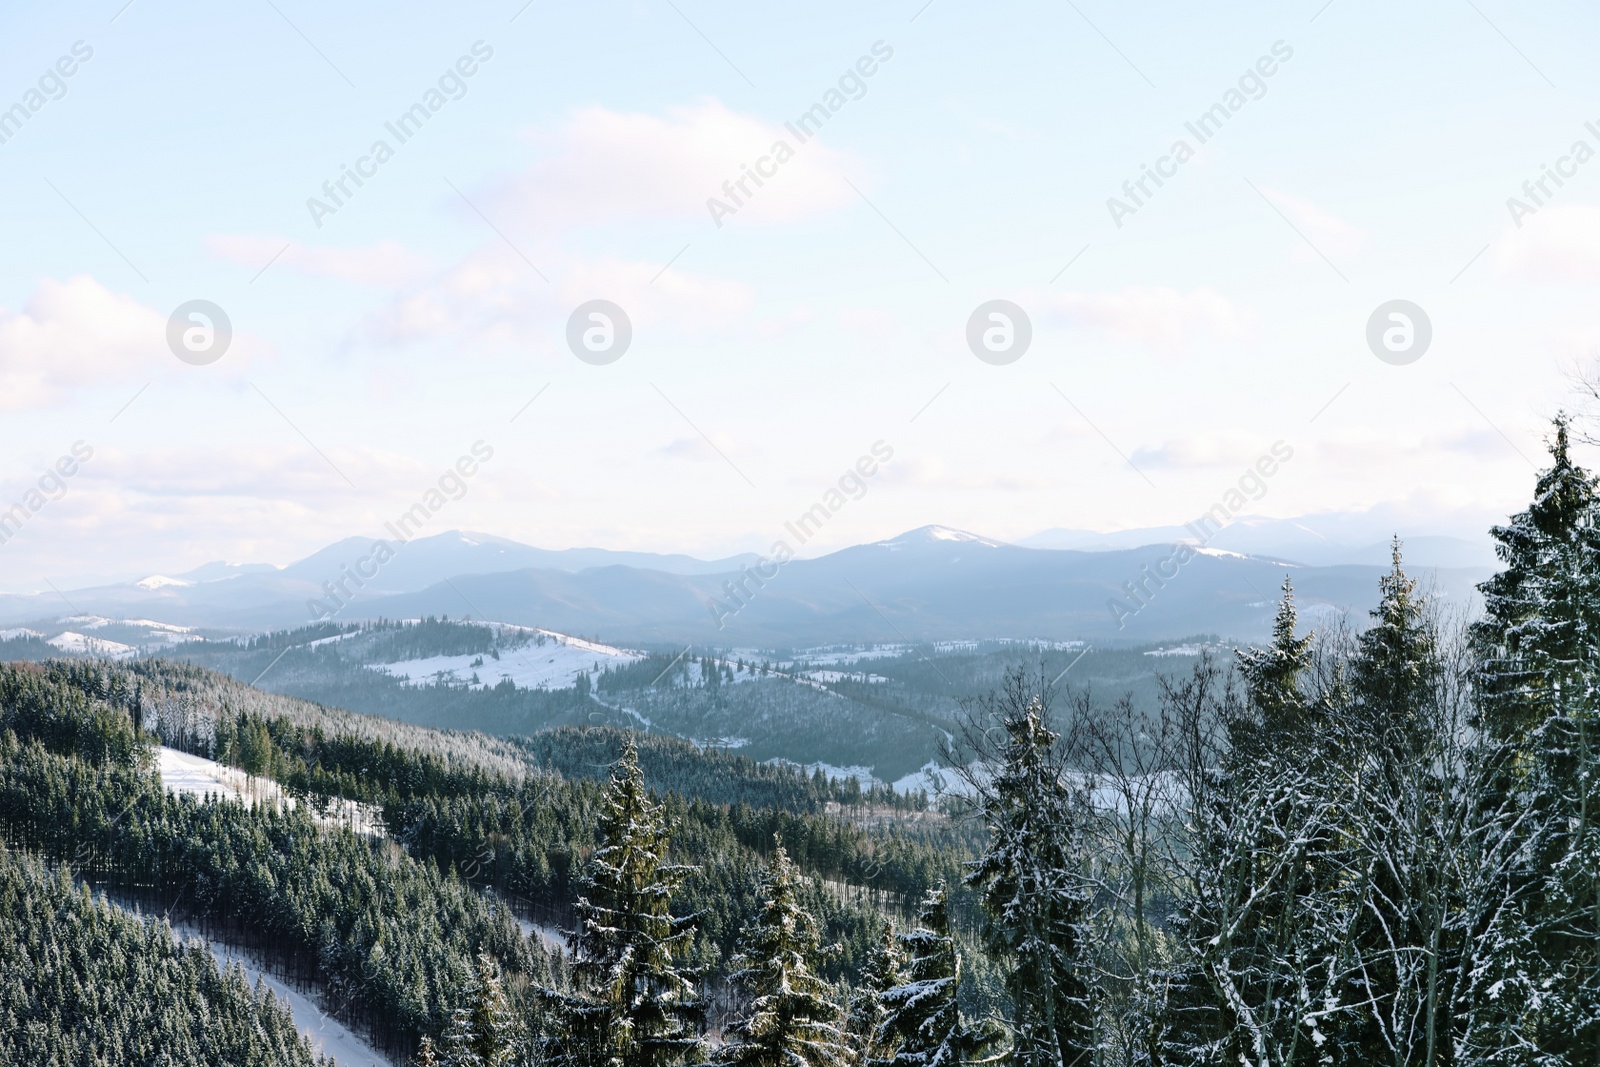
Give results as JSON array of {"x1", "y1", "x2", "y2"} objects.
[{"x1": 2, "y1": 0, "x2": 1599, "y2": 588}]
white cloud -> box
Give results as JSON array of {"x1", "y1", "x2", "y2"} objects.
[
  {"x1": 0, "y1": 276, "x2": 273, "y2": 411},
  {"x1": 0, "y1": 277, "x2": 169, "y2": 410},
  {"x1": 487, "y1": 100, "x2": 858, "y2": 229},
  {"x1": 1046, "y1": 286, "x2": 1251, "y2": 347},
  {"x1": 1134, "y1": 433, "x2": 1272, "y2": 469},
  {"x1": 206, "y1": 235, "x2": 431, "y2": 287},
  {"x1": 1497, "y1": 203, "x2": 1600, "y2": 280},
  {"x1": 367, "y1": 246, "x2": 754, "y2": 350},
  {"x1": 657, "y1": 433, "x2": 749, "y2": 463},
  {"x1": 1257, "y1": 186, "x2": 1365, "y2": 263}
]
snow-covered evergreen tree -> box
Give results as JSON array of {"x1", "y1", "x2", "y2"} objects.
[
  {"x1": 1167, "y1": 580, "x2": 1367, "y2": 1066},
  {"x1": 878, "y1": 888, "x2": 1003, "y2": 1067},
  {"x1": 543, "y1": 738, "x2": 705, "y2": 1067},
  {"x1": 718, "y1": 842, "x2": 852, "y2": 1067},
  {"x1": 1460, "y1": 416, "x2": 1600, "y2": 1066},
  {"x1": 1341, "y1": 542, "x2": 1467, "y2": 1065},
  {"x1": 965, "y1": 690, "x2": 1095, "y2": 1067},
  {"x1": 849, "y1": 925, "x2": 907, "y2": 1067}
]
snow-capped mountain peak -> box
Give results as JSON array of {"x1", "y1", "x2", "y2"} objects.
[{"x1": 874, "y1": 525, "x2": 1003, "y2": 550}]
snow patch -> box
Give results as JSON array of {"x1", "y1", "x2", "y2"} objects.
[
  {"x1": 369, "y1": 626, "x2": 642, "y2": 692},
  {"x1": 892, "y1": 762, "x2": 975, "y2": 797},
  {"x1": 48, "y1": 631, "x2": 137, "y2": 658},
  {"x1": 157, "y1": 747, "x2": 384, "y2": 837},
  {"x1": 136, "y1": 574, "x2": 193, "y2": 589}
]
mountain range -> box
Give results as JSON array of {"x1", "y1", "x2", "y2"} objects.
[{"x1": 0, "y1": 521, "x2": 1497, "y2": 646}]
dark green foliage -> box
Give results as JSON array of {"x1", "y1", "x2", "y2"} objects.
[
  {"x1": 0, "y1": 846, "x2": 326, "y2": 1067},
  {"x1": 543, "y1": 740, "x2": 704, "y2": 1067},
  {"x1": 878, "y1": 888, "x2": 1004, "y2": 1067},
  {"x1": 1460, "y1": 417, "x2": 1600, "y2": 1065},
  {"x1": 964, "y1": 674, "x2": 1095, "y2": 1067},
  {"x1": 719, "y1": 843, "x2": 852, "y2": 1067},
  {"x1": 0, "y1": 676, "x2": 545, "y2": 1063}
]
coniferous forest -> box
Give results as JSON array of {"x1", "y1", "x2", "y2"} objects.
[{"x1": 6, "y1": 417, "x2": 1600, "y2": 1066}]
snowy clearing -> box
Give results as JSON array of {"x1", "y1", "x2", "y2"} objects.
[
  {"x1": 371, "y1": 628, "x2": 642, "y2": 691},
  {"x1": 892, "y1": 762, "x2": 975, "y2": 797},
  {"x1": 158, "y1": 747, "x2": 385, "y2": 837},
  {"x1": 49, "y1": 631, "x2": 137, "y2": 657}
]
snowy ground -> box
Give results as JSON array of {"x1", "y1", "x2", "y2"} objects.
[
  {"x1": 893, "y1": 761, "x2": 977, "y2": 797},
  {"x1": 372, "y1": 628, "x2": 643, "y2": 691},
  {"x1": 517, "y1": 916, "x2": 567, "y2": 955},
  {"x1": 48, "y1": 631, "x2": 137, "y2": 657},
  {"x1": 797, "y1": 669, "x2": 890, "y2": 685},
  {"x1": 158, "y1": 747, "x2": 385, "y2": 837},
  {"x1": 167, "y1": 917, "x2": 393, "y2": 1067}
]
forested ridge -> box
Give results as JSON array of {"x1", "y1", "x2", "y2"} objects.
[
  {"x1": 0, "y1": 847, "x2": 328, "y2": 1066},
  {"x1": 7, "y1": 417, "x2": 1600, "y2": 1066}
]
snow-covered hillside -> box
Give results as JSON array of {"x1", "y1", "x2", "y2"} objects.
[
  {"x1": 158, "y1": 747, "x2": 384, "y2": 837},
  {"x1": 371, "y1": 626, "x2": 643, "y2": 691}
]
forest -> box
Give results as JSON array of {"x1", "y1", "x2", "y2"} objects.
[{"x1": 3, "y1": 417, "x2": 1600, "y2": 1066}]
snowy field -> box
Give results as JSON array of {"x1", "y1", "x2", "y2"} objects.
[
  {"x1": 48, "y1": 631, "x2": 137, "y2": 657},
  {"x1": 372, "y1": 627, "x2": 642, "y2": 690},
  {"x1": 158, "y1": 747, "x2": 385, "y2": 837}
]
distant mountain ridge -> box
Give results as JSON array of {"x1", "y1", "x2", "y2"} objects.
[
  {"x1": 1019, "y1": 515, "x2": 1499, "y2": 569},
  {"x1": 0, "y1": 524, "x2": 1496, "y2": 646}
]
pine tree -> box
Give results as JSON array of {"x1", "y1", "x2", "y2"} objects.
[
  {"x1": 848, "y1": 925, "x2": 906, "y2": 1067},
  {"x1": 878, "y1": 888, "x2": 1003, "y2": 1067},
  {"x1": 964, "y1": 686, "x2": 1095, "y2": 1067},
  {"x1": 1461, "y1": 416, "x2": 1600, "y2": 1066},
  {"x1": 1340, "y1": 542, "x2": 1465, "y2": 1064},
  {"x1": 442, "y1": 995, "x2": 484, "y2": 1067},
  {"x1": 460, "y1": 952, "x2": 521, "y2": 1067},
  {"x1": 1352, "y1": 538, "x2": 1439, "y2": 746},
  {"x1": 544, "y1": 738, "x2": 704, "y2": 1067},
  {"x1": 718, "y1": 842, "x2": 852, "y2": 1067},
  {"x1": 418, "y1": 1037, "x2": 442, "y2": 1067},
  {"x1": 1232, "y1": 574, "x2": 1315, "y2": 758}
]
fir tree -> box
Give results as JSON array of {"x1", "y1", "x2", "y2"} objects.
[
  {"x1": 544, "y1": 738, "x2": 704, "y2": 1067},
  {"x1": 848, "y1": 925, "x2": 906, "y2": 1067},
  {"x1": 1232, "y1": 574, "x2": 1315, "y2": 758},
  {"x1": 718, "y1": 841, "x2": 852, "y2": 1067},
  {"x1": 878, "y1": 888, "x2": 1003, "y2": 1067},
  {"x1": 1351, "y1": 538, "x2": 1439, "y2": 747},
  {"x1": 964, "y1": 686, "x2": 1095, "y2": 1067},
  {"x1": 1461, "y1": 416, "x2": 1600, "y2": 1066},
  {"x1": 442, "y1": 951, "x2": 521, "y2": 1067}
]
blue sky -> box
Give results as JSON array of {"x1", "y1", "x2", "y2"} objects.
[{"x1": 2, "y1": 0, "x2": 1599, "y2": 586}]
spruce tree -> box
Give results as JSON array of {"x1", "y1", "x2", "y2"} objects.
[
  {"x1": 1461, "y1": 416, "x2": 1600, "y2": 1065},
  {"x1": 878, "y1": 888, "x2": 1003, "y2": 1067},
  {"x1": 1341, "y1": 542, "x2": 1464, "y2": 1064},
  {"x1": 718, "y1": 842, "x2": 852, "y2": 1067},
  {"x1": 461, "y1": 952, "x2": 521, "y2": 1067},
  {"x1": 964, "y1": 687, "x2": 1095, "y2": 1067},
  {"x1": 544, "y1": 738, "x2": 704, "y2": 1067},
  {"x1": 1232, "y1": 574, "x2": 1315, "y2": 758},
  {"x1": 848, "y1": 925, "x2": 906, "y2": 1067}
]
